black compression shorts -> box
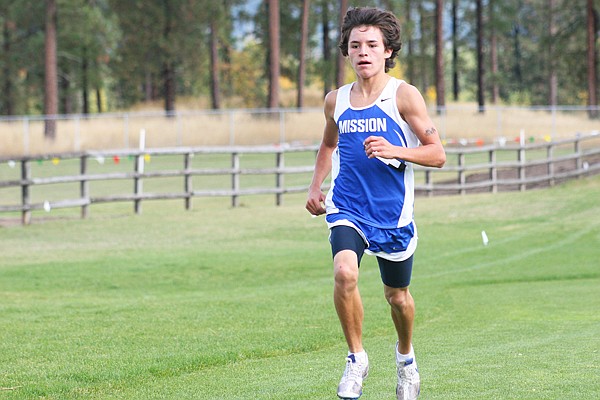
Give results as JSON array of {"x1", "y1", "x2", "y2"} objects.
[{"x1": 329, "y1": 225, "x2": 414, "y2": 288}]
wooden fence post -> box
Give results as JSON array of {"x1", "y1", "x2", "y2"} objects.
[
  {"x1": 518, "y1": 145, "x2": 526, "y2": 191},
  {"x1": 575, "y1": 136, "x2": 582, "y2": 178},
  {"x1": 184, "y1": 152, "x2": 192, "y2": 210},
  {"x1": 134, "y1": 129, "x2": 146, "y2": 214},
  {"x1": 276, "y1": 150, "x2": 284, "y2": 206},
  {"x1": 489, "y1": 149, "x2": 497, "y2": 193},
  {"x1": 231, "y1": 152, "x2": 239, "y2": 207},
  {"x1": 425, "y1": 170, "x2": 432, "y2": 197},
  {"x1": 458, "y1": 153, "x2": 465, "y2": 195},
  {"x1": 21, "y1": 159, "x2": 31, "y2": 225},
  {"x1": 547, "y1": 144, "x2": 555, "y2": 186},
  {"x1": 134, "y1": 154, "x2": 143, "y2": 214},
  {"x1": 80, "y1": 154, "x2": 89, "y2": 218}
]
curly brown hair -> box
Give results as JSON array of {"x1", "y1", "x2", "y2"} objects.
[{"x1": 338, "y1": 7, "x2": 403, "y2": 73}]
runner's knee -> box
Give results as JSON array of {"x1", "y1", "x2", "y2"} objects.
[
  {"x1": 385, "y1": 288, "x2": 413, "y2": 311},
  {"x1": 334, "y1": 251, "x2": 359, "y2": 289}
]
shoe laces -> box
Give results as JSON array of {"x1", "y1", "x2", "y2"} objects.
[
  {"x1": 343, "y1": 357, "x2": 365, "y2": 382},
  {"x1": 398, "y1": 359, "x2": 419, "y2": 384}
]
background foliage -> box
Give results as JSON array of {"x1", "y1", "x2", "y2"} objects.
[{"x1": 0, "y1": 0, "x2": 599, "y2": 115}]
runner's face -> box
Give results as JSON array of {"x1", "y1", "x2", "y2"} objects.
[{"x1": 347, "y1": 25, "x2": 392, "y2": 78}]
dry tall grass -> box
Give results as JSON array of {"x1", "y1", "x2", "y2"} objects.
[
  {"x1": 1, "y1": 102, "x2": 599, "y2": 158},
  {"x1": 435, "y1": 105, "x2": 600, "y2": 142}
]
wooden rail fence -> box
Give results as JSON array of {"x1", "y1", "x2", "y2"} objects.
[{"x1": 1, "y1": 133, "x2": 599, "y2": 225}]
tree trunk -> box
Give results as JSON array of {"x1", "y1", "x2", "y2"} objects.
[
  {"x1": 336, "y1": 0, "x2": 348, "y2": 88},
  {"x1": 405, "y1": 0, "x2": 415, "y2": 85},
  {"x1": 512, "y1": 0, "x2": 523, "y2": 90},
  {"x1": 210, "y1": 19, "x2": 221, "y2": 109},
  {"x1": 489, "y1": 0, "x2": 499, "y2": 104},
  {"x1": 435, "y1": 0, "x2": 445, "y2": 113},
  {"x1": 82, "y1": 47, "x2": 89, "y2": 114},
  {"x1": 268, "y1": 0, "x2": 280, "y2": 108},
  {"x1": 96, "y1": 88, "x2": 102, "y2": 113},
  {"x1": 163, "y1": 0, "x2": 175, "y2": 114},
  {"x1": 547, "y1": 0, "x2": 557, "y2": 107},
  {"x1": 144, "y1": 69, "x2": 153, "y2": 102},
  {"x1": 321, "y1": 1, "x2": 332, "y2": 98},
  {"x1": 44, "y1": 0, "x2": 58, "y2": 139},
  {"x1": 476, "y1": 0, "x2": 485, "y2": 113},
  {"x1": 60, "y1": 73, "x2": 72, "y2": 115},
  {"x1": 381, "y1": 0, "x2": 395, "y2": 12},
  {"x1": 2, "y1": 18, "x2": 14, "y2": 115},
  {"x1": 587, "y1": 0, "x2": 598, "y2": 118},
  {"x1": 297, "y1": 0, "x2": 310, "y2": 108},
  {"x1": 451, "y1": 0, "x2": 459, "y2": 102},
  {"x1": 418, "y1": 1, "x2": 428, "y2": 93},
  {"x1": 163, "y1": 62, "x2": 175, "y2": 114}
]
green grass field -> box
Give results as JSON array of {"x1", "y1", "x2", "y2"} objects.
[{"x1": 1, "y1": 175, "x2": 599, "y2": 399}]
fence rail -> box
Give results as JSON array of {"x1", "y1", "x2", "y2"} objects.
[{"x1": 1, "y1": 133, "x2": 599, "y2": 225}]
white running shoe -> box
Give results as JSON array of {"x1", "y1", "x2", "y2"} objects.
[
  {"x1": 337, "y1": 353, "x2": 369, "y2": 399},
  {"x1": 396, "y1": 348, "x2": 420, "y2": 400}
]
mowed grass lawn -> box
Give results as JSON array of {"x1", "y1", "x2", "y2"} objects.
[{"x1": 1, "y1": 175, "x2": 599, "y2": 399}]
